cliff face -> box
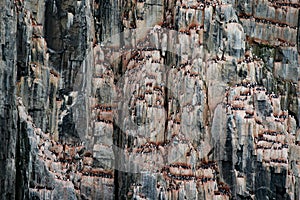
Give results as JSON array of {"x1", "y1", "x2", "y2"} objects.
[{"x1": 0, "y1": 0, "x2": 299, "y2": 199}]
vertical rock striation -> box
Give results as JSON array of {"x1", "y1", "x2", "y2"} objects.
[
  {"x1": 0, "y1": 0, "x2": 299, "y2": 199},
  {"x1": 0, "y1": 1, "x2": 18, "y2": 199}
]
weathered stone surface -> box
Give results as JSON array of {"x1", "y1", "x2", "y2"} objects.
[{"x1": 0, "y1": 0, "x2": 299, "y2": 199}]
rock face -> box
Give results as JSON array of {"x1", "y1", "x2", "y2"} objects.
[{"x1": 0, "y1": 0, "x2": 299, "y2": 199}]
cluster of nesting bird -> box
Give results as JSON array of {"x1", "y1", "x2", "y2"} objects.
[
  {"x1": 164, "y1": 167, "x2": 212, "y2": 182},
  {"x1": 215, "y1": 182, "x2": 231, "y2": 196},
  {"x1": 243, "y1": 52, "x2": 256, "y2": 63},
  {"x1": 134, "y1": 141, "x2": 163, "y2": 154},
  {"x1": 262, "y1": 130, "x2": 284, "y2": 136},
  {"x1": 196, "y1": 160, "x2": 217, "y2": 170},
  {"x1": 276, "y1": 38, "x2": 297, "y2": 47},
  {"x1": 80, "y1": 167, "x2": 113, "y2": 178},
  {"x1": 238, "y1": 2, "x2": 299, "y2": 23},
  {"x1": 255, "y1": 130, "x2": 290, "y2": 165},
  {"x1": 238, "y1": 13, "x2": 253, "y2": 19},
  {"x1": 225, "y1": 84, "x2": 255, "y2": 112},
  {"x1": 269, "y1": 158, "x2": 288, "y2": 164},
  {"x1": 257, "y1": 130, "x2": 288, "y2": 142},
  {"x1": 256, "y1": 133, "x2": 285, "y2": 144},
  {"x1": 130, "y1": 83, "x2": 166, "y2": 110},
  {"x1": 179, "y1": 0, "x2": 224, "y2": 10},
  {"x1": 172, "y1": 63, "x2": 200, "y2": 79},
  {"x1": 161, "y1": 161, "x2": 217, "y2": 182},
  {"x1": 225, "y1": 82, "x2": 294, "y2": 130},
  {"x1": 162, "y1": 162, "x2": 231, "y2": 197},
  {"x1": 36, "y1": 128, "x2": 116, "y2": 184},
  {"x1": 92, "y1": 104, "x2": 114, "y2": 124},
  {"x1": 272, "y1": 1, "x2": 300, "y2": 9},
  {"x1": 169, "y1": 162, "x2": 191, "y2": 169},
  {"x1": 166, "y1": 172, "x2": 195, "y2": 181},
  {"x1": 254, "y1": 17, "x2": 293, "y2": 28},
  {"x1": 239, "y1": 14, "x2": 297, "y2": 48}
]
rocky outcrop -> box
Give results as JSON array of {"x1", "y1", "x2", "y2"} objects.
[
  {"x1": 212, "y1": 83, "x2": 299, "y2": 199},
  {"x1": 0, "y1": 1, "x2": 18, "y2": 199},
  {"x1": 0, "y1": 0, "x2": 299, "y2": 199},
  {"x1": 16, "y1": 100, "x2": 113, "y2": 199}
]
